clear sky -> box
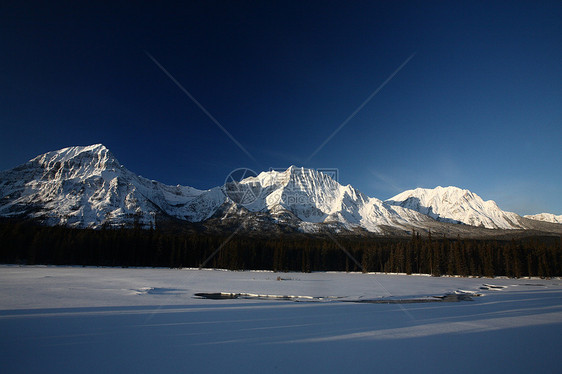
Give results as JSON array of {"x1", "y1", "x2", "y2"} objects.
[{"x1": 1, "y1": 1, "x2": 561, "y2": 215}]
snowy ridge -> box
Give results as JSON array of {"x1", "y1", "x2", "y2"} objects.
[
  {"x1": 238, "y1": 166, "x2": 431, "y2": 233},
  {"x1": 524, "y1": 213, "x2": 562, "y2": 224},
  {"x1": 1, "y1": 144, "x2": 560, "y2": 234},
  {"x1": 386, "y1": 186, "x2": 523, "y2": 229},
  {"x1": 0, "y1": 144, "x2": 214, "y2": 228}
]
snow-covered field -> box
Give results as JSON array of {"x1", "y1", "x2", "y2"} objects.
[{"x1": 1, "y1": 266, "x2": 561, "y2": 373}]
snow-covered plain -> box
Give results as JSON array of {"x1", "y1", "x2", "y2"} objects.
[{"x1": 1, "y1": 266, "x2": 561, "y2": 373}]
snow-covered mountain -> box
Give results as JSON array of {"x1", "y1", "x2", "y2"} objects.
[
  {"x1": 0, "y1": 146, "x2": 431, "y2": 233},
  {"x1": 0, "y1": 144, "x2": 221, "y2": 228},
  {"x1": 524, "y1": 213, "x2": 562, "y2": 224},
  {"x1": 1, "y1": 144, "x2": 560, "y2": 235},
  {"x1": 386, "y1": 186, "x2": 523, "y2": 229},
  {"x1": 235, "y1": 166, "x2": 431, "y2": 234}
]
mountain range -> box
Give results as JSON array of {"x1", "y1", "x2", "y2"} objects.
[{"x1": 1, "y1": 144, "x2": 561, "y2": 237}]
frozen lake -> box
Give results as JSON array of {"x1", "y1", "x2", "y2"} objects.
[{"x1": 1, "y1": 265, "x2": 561, "y2": 373}]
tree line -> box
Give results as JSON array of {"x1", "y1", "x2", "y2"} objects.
[{"x1": 0, "y1": 220, "x2": 560, "y2": 277}]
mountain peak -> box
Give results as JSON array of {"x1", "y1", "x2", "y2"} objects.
[
  {"x1": 25, "y1": 144, "x2": 121, "y2": 183},
  {"x1": 31, "y1": 143, "x2": 111, "y2": 161},
  {"x1": 387, "y1": 186, "x2": 521, "y2": 229},
  {"x1": 283, "y1": 166, "x2": 337, "y2": 181},
  {"x1": 524, "y1": 213, "x2": 562, "y2": 224},
  {"x1": 258, "y1": 166, "x2": 338, "y2": 188},
  {"x1": 284, "y1": 165, "x2": 309, "y2": 175},
  {"x1": 77, "y1": 143, "x2": 107, "y2": 152},
  {"x1": 417, "y1": 185, "x2": 469, "y2": 194}
]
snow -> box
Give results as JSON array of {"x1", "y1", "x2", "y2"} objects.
[
  {"x1": 387, "y1": 186, "x2": 523, "y2": 229},
  {"x1": 245, "y1": 166, "x2": 428, "y2": 233},
  {"x1": 0, "y1": 144, "x2": 210, "y2": 228},
  {"x1": 1, "y1": 265, "x2": 561, "y2": 373},
  {"x1": 1, "y1": 149, "x2": 430, "y2": 232},
  {"x1": 2, "y1": 145, "x2": 560, "y2": 234},
  {"x1": 525, "y1": 213, "x2": 562, "y2": 224}
]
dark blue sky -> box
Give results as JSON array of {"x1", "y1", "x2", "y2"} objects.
[{"x1": 1, "y1": 1, "x2": 561, "y2": 215}]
